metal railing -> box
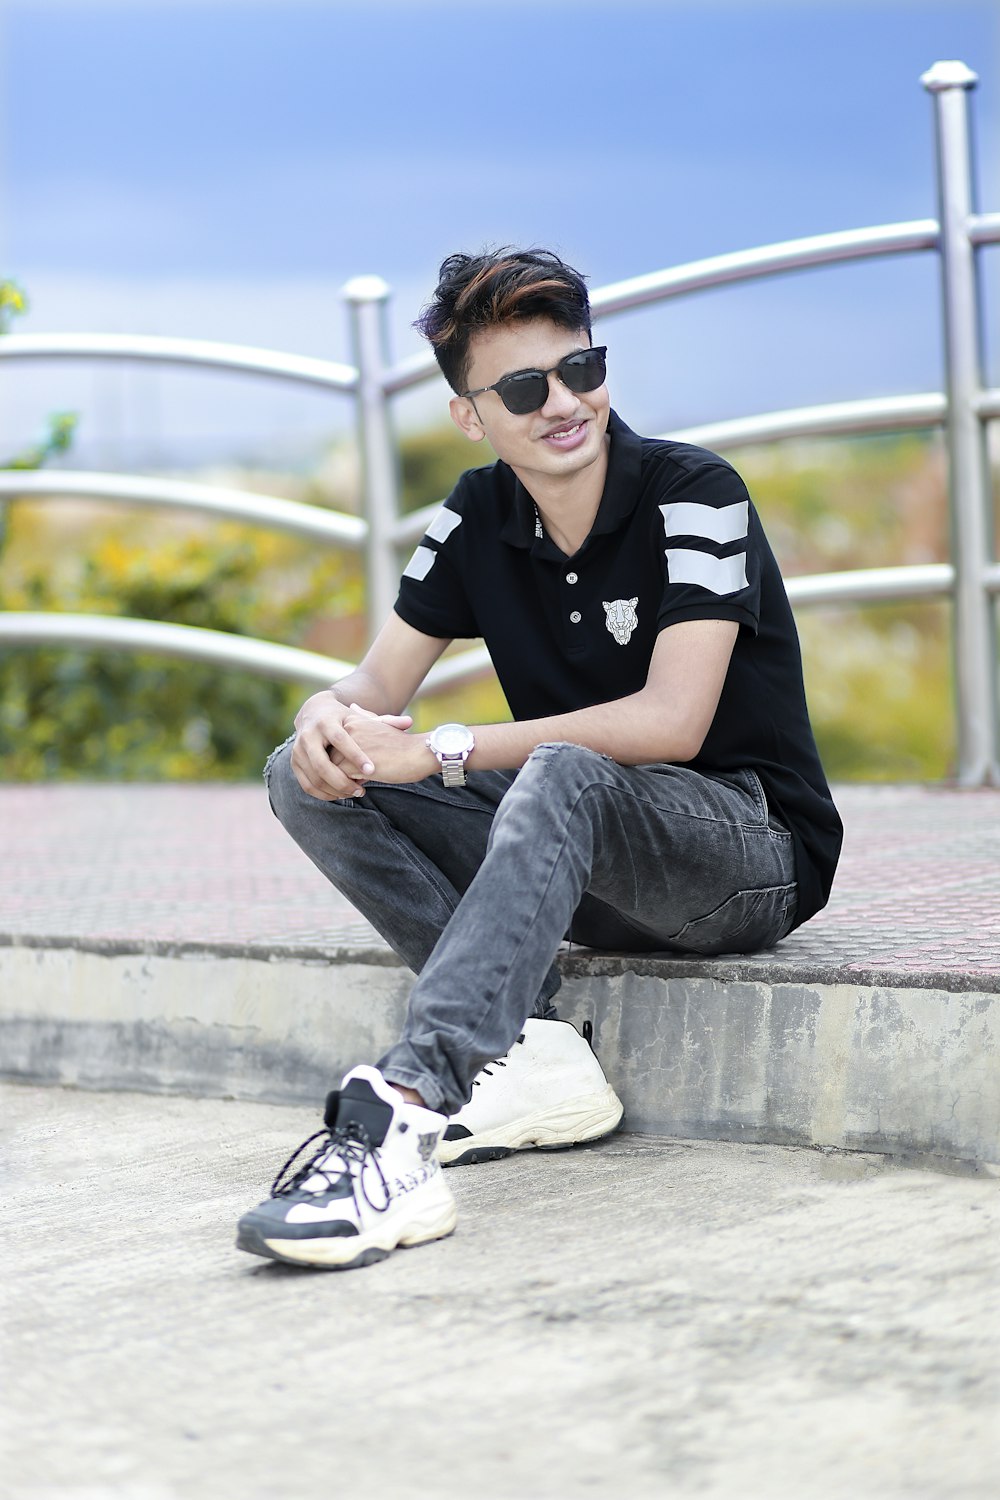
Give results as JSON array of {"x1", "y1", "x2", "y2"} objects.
[{"x1": 0, "y1": 61, "x2": 997, "y2": 779}]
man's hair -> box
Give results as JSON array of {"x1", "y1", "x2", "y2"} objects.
[{"x1": 414, "y1": 246, "x2": 592, "y2": 395}]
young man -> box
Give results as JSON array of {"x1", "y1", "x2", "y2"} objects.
[{"x1": 236, "y1": 247, "x2": 842, "y2": 1271}]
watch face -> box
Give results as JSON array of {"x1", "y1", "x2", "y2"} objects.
[{"x1": 431, "y1": 723, "x2": 473, "y2": 755}]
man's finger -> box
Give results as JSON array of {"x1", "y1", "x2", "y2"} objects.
[
  {"x1": 320, "y1": 724, "x2": 376, "y2": 778},
  {"x1": 292, "y1": 739, "x2": 368, "y2": 799}
]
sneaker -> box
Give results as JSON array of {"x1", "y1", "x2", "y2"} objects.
[
  {"x1": 236, "y1": 1065, "x2": 457, "y2": 1269},
  {"x1": 438, "y1": 1018, "x2": 623, "y2": 1166}
]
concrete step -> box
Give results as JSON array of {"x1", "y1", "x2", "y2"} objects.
[{"x1": 2, "y1": 782, "x2": 999, "y2": 1162}]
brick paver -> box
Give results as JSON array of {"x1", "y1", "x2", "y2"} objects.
[{"x1": 2, "y1": 782, "x2": 999, "y2": 987}]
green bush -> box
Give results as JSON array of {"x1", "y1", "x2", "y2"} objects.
[
  {"x1": 398, "y1": 423, "x2": 494, "y2": 512},
  {"x1": 738, "y1": 434, "x2": 957, "y2": 781},
  {"x1": 0, "y1": 513, "x2": 361, "y2": 779}
]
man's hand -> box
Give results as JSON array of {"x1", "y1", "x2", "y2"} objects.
[
  {"x1": 341, "y1": 704, "x2": 439, "y2": 785},
  {"x1": 287, "y1": 618, "x2": 453, "y2": 799},
  {"x1": 290, "y1": 690, "x2": 414, "y2": 801}
]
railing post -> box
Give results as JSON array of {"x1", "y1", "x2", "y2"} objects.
[
  {"x1": 922, "y1": 60, "x2": 1000, "y2": 786},
  {"x1": 343, "y1": 276, "x2": 401, "y2": 642}
]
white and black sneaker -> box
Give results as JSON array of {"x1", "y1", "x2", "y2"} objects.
[
  {"x1": 438, "y1": 1018, "x2": 624, "y2": 1166},
  {"x1": 236, "y1": 1065, "x2": 457, "y2": 1269}
]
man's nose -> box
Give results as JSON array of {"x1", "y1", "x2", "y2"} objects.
[{"x1": 540, "y1": 370, "x2": 578, "y2": 415}]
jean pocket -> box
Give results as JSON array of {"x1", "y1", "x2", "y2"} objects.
[
  {"x1": 734, "y1": 768, "x2": 770, "y2": 827},
  {"x1": 669, "y1": 882, "x2": 798, "y2": 955},
  {"x1": 734, "y1": 768, "x2": 793, "y2": 836}
]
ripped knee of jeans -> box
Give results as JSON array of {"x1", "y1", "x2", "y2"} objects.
[{"x1": 262, "y1": 731, "x2": 296, "y2": 787}]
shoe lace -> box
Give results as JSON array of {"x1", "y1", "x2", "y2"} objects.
[
  {"x1": 269, "y1": 1124, "x2": 391, "y2": 1214},
  {"x1": 471, "y1": 1031, "x2": 525, "y2": 1088}
]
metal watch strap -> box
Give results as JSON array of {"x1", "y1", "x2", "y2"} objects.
[
  {"x1": 427, "y1": 723, "x2": 474, "y2": 788},
  {"x1": 439, "y1": 757, "x2": 468, "y2": 789}
]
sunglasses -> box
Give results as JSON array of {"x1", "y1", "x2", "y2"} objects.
[{"x1": 462, "y1": 345, "x2": 608, "y2": 416}]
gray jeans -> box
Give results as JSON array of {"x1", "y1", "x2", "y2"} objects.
[{"x1": 264, "y1": 740, "x2": 797, "y2": 1115}]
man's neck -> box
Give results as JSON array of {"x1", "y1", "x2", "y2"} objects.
[{"x1": 514, "y1": 437, "x2": 610, "y2": 557}]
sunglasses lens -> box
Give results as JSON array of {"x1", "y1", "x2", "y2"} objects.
[
  {"x1": 561, "y1": 348, "x2": 607, "y2": 393},
  {"x1": 499, "y1": 373, "x2": 548, "y2": 415},
  {"x1": 494, "y1": 347, "x2": 608, "y2": 414}
]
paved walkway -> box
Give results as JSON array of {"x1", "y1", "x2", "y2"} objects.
[
  {"x1": 3, "y1": 1081, "x2": 998, "y2": 1500},
  {"x1": 2, "y1": 782, "x2": 999, "y2": 987}
]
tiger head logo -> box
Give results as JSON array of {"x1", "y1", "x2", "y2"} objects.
[{"x1": 603, "y1": 598, "x2": 639, "y2": 646}]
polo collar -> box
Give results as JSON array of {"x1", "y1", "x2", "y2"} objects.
[{"x1": 499, "y1": 409, "x2": 643, "y2": 550}]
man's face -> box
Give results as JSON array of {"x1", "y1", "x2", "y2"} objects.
[{"x1": 449, "y1": 317, "x2": 610, "y2": 493}]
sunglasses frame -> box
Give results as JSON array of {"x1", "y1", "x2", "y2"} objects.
[{"x1": 461, "y1": 346, "x2": 608, "y2": 416}]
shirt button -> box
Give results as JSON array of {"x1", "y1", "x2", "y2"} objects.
[
  {"x1": 569, "y1": 610, "x2": 582, "y2": 624},
  {"x1": 566, "y1": 572, "x2": 578, "y2": 584}
]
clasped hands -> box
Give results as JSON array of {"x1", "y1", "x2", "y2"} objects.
[{"x1": 290, "y1": 690, "x2": 437, "y2": 802}]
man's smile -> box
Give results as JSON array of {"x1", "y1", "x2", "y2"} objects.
[{"x1": 540, "y1": 418, "x2": 588, "y2": 447}]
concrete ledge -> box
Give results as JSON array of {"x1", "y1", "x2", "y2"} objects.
[{"x1": 4, "y1": 941, "x2": 997, "y2": 1163}]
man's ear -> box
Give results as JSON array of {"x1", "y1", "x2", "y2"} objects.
[{"x1": 449, "y1": 394, "x2": 487, "y2": 443}]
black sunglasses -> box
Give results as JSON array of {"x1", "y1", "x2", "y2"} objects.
[{"x1": 462, "y1": 346, "x2": 608, "y2": 416}]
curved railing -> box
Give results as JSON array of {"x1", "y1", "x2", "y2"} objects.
[
  {"x1": 0, "y1": 61, "x2": 997, "y2": 779},
  {"x1": 0, "y1": 331, "x2": 358, "y2": 392},
  {"x1": 0, "y1": 468, "x2": 366, "y2": 546}
]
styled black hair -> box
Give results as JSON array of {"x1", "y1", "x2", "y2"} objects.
[{"x1": 414, "y1": 246, "x2": 592, "y2": 394}]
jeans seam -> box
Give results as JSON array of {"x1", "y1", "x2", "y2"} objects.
[
  {"x1": 670, "y1": 880, "x2": 799, "y2": 947},
  {"x1": 545, "y1": 777, "x2": 773, "y2": 833}
]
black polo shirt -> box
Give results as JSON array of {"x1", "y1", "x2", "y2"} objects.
[{"x1": 394, "y1": 410, "x2": 842, "y2": 927}]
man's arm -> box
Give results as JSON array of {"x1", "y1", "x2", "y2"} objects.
[
  {"x1": 470, "y1": 617, "x2": 738, "y2": 768},
  {"x1": 340, "y1": 617, "x2": 740, "y2": 785},
  {"x1": 290, "y1": 614, "x2": 451, "y2": 800}
]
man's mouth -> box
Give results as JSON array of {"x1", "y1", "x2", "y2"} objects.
[{"x1": 542, "y1": 420, "x2": 586, "y2": 442}]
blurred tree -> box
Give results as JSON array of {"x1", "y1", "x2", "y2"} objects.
[
  {"x1": 398, "y1": 423, "x2": 494, "y2": 512},
  {"x1": 741, "y1": 434, "x2": 954, "y2": 780},
  {"x1": 0, "y1": 280, "x2": 79, "y2": 551},
  {"x1": 3, "y1": 411, "x2": 78, "y2": 473},
  {"x1": 0, "y1": 279, "x2": 26, "y2": 330}
]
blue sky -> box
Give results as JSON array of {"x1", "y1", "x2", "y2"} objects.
[{"x1": 1, "y1": 0, "x2": 998, "y2": 467}]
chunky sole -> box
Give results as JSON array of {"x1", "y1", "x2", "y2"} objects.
[
  {"x1": 236, "y1": 1191, "x2": 458, "y2": 1271},
  {"x1": 438, "y1": 1083, "x2": 624, "y2": 1167}
]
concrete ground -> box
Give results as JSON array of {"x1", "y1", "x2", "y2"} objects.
[{"x1": 3, "y1": 1081, "x2": 998, "y2": 1500}]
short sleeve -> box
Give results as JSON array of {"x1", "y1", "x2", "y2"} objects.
[
  {"x1": 393, "y1": 494, "x2": 479, "y2": 640},
  {"x1": 655, "y1": 457, "x2": 761, "y2": 636}
]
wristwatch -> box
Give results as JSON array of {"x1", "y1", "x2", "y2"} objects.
[{"x1": 426, "y1": 722, "x2": 475, "y2": 788}]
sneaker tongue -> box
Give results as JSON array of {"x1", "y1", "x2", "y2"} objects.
[
  {"x1": 332, "y1": 1076, "x2": 395, "y2": 1148},
  {"x1": 296, "y1": 1077, "x2": 395, "y2": 1192}
]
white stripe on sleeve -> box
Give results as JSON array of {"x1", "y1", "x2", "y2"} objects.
[
  {"x1": 660, "y1": 499, "x2": 748, "y2": 545},
  {"x1": 402, "y1": 545, "x2": 437, "y2": 582},
  {"x1": 424, "y1": 507, "x2": 463, "y2": 545},
  {"x1": 666, "y1": 548, "x2": 748, "y2": 595}
]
